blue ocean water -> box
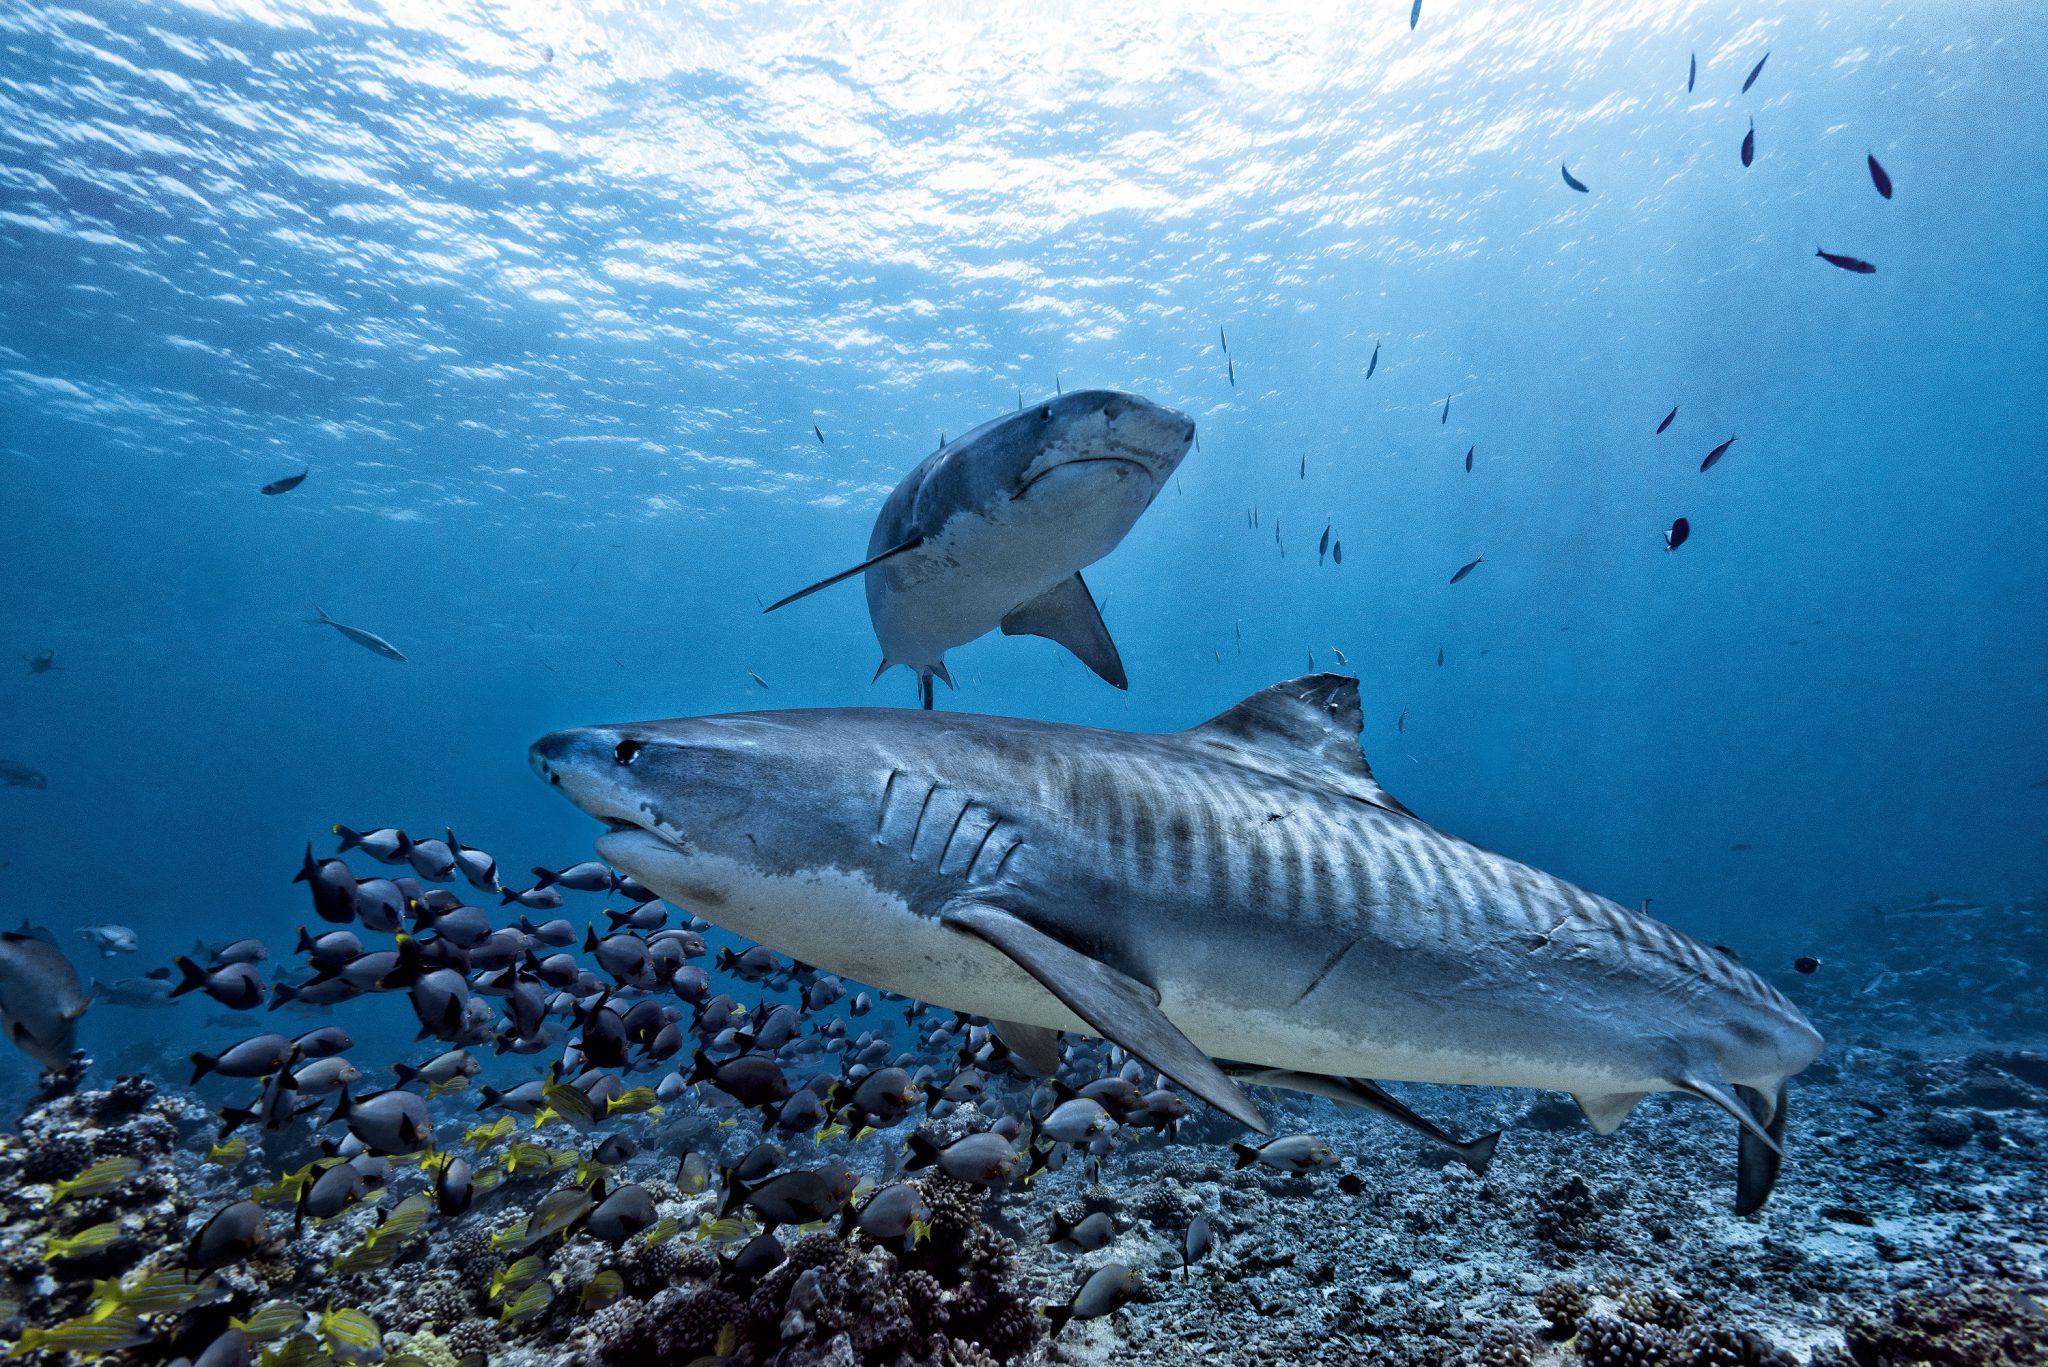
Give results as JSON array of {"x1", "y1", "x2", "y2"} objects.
[{"x1": 0, "y1": 0, "x2": 2043, "y2": 1077}]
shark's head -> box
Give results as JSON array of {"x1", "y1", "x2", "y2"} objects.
[
  {"x1": 992, "y1": 389, "x2": 1194, "y2": 502},
  {"x1": 529, "y1": 714, "x2": 907, "y2": 929}
]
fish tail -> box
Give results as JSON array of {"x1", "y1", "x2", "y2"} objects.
[
  {"x1": 189, "y1": 1051, "x2": 217, "y2": 1084},
  {"x1": 331, "y1": 824, "x2": 361, "y2": 851},
  {"x1": 904, "y1": 1133, "x2": 939, "y2": 1171},
  {"x1": 170, "y1": 956, "x2": 209, "y2": 998},
  {"x1": 1044, "y1": 1304, "x2": 1075, "y2": 1339},
  {"x1": 307, "y1": 607, "x2": 330, "y2": 624},
  {"x1": 1229, "y1": 1142, "x2": 1261, "y2": 1170}
]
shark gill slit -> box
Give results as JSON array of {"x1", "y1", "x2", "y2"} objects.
[
  {"x1": 963, "y1": 819, "x2": 1004, "y2": 880},
  {"x1": 875, "y1": 770, "x2": 899, "y2": 842},
  {"x1": 907, "y1": 781, "x2": 939, "y2": 856},
  {"x1": 935, "y1": 799, "x2": 973, "y2": 870}
]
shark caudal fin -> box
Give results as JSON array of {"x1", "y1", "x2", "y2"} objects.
[{"x1": 999, "y1": 573, "x2": 1127, "y2": 689}]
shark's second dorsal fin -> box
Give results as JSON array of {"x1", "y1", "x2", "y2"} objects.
[{"x1": 1183, "y1": 674, "x2": 1415, "y2": 818}]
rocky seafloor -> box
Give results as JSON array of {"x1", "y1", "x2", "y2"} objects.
[{"x1": 2, "y1": 891, "x2": 2045, "y2": 1367}]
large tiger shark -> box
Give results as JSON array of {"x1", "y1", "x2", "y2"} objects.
[
  {"x1": 530, "y1": 674, "x2": 1822, "y2": 1211},
  {"x1": 764, "y1": 390, "x2": 1195, "y2": 708}
]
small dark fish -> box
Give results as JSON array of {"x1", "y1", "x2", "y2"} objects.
[
  {"x1": 1409, "y1": 0, "x2": 1421, "y2": 30},
  {"x1": 1793, "y1": 956, "x2": 1821, "y2": 975},
  {"x1": 1816, "y1": 247, "x2": 1876, "y2": 274},
  {"x1": 1665, "y1": 517, "x2": 1690, "y2": 552},
  {"x1": 1299, "y1": 453, "x2": 1305, "y2": 480},
  {"x1": 1700, "y1": 435, "x2": 1737, "y2": 472},
  {"x1": 1318, "y1": 523, "x2": 1330, "y2": 562},
  {"x1": 812, "y1": 423, "x2": 824, "y2": 444},
  {"x1": 1396, "y1": 708, "x2": 1406, "y2": 734},
  {"x1": 24, "y1": 649, "x2": 57, "y2": 674},
  {"x1": 1440, "y1": 393, "x2": 1450, "y2": 424},
  {"x1": 1449, "y1": 554, "x2": 1484, "y2": 585},
  {"x1": 1688, "y1": 52, "x2": 1696, "y2": 93},
  {"x1": 1332, "y1": 540, "x2": 1341, "y2": 565},
  {"x1": 1868, "y1": 153, "x2": 1893, "y2": 199},
  {"x1": 748, "y1": 671, "x2": 769, "y2": 690},
  {"x1": 1044, "y1": 1263, "x2": 1135, "y2": 1339},
  {"x1": 1366, "y1": 340, "x2": 1379, "y2": 378},
  {"x1": 1437, "y1": 647, "x2": 1444, "y2": 667},
  {"x1": 1741, "y1": 51, "x2": 1768, "y2": 94},
  {"x1": 1741, "y1": 118, "x2": 1754, "y2": 167},
  {"x1": 1729, "y1": 842, "x2": 1753, "y2": 852},
  {"x1": 1656, "y1": 405, "x2": 1677, "y2": 434},
  {"x1": 1219, "y1": 325, "x2": 1228, "y2": 353},
  {"x1": 1463, "y1": 445, "x2": 1472, "y2": 472},
  {"x1": 260, "y1": 469, "x2": 308, "y2": 496},
  {"x1": 1183, "y1": 1216, "x2": 1212, "y2": 1278},
  {"x1": 1227, "y1": 356, "x2": 1235, "y2": 388},
  {"x1": 1561, "y1": 163, "x2": 1589, "y2": 193}
]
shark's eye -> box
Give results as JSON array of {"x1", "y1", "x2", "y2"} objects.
[
  {"x1": 1038, "y1": 407, "x2": 1051, "y2": 421},
  {"x1": 614, "y1": 739, "x2": 641, "y2": 766}
]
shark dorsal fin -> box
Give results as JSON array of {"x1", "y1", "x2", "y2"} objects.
[{"x1": 1183, "y1": 674, "x2": 1415, "y2": 818}]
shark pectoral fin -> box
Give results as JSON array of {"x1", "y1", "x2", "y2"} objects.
[
  {"x1": 941, "y1": 900, "x2": 1267, "y2": 1134},
  {"x1": 1572, "y1": 1090, "x2": 1646, "y2": 1135},
  {"x1": 764, "y1": 536, "x2": 925, "y2": 614},
  {"x1": 1733, "y1": 1081, "x2": 1789, "y2": 1216},
  {"x1": 989, "y1": 1020, "x2": 1061, "y2": 1075},
  {"x1": 999, "y1": 574, "x2": 1127, "y2": 689}
]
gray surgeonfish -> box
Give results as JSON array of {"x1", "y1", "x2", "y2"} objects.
[
  {"x1": 532, "y1": 672, "x2": 1822, "y2": 1212},
  {"x1": 77, "y1": 924, "x2": 138, "y2": 957},
  {"x1": 190, "y1": 1033, "x2": 296, "y2": 1084},
  {"x1": 764, "y1": 390, "x2": 1195, "y2": 707},
  {"x1": 0, "y1": 924, "x2": 92, "y2": 1068},
  {"x1": 1047, "y1": 1209, "x2": 1115, "y2": 1251},
  {"x1": 1044, "y1": 1263, "x2": 1135, "y2": 1338},
  {"x1": 1231, "y1": 1133, "x2": 1338, "y2": 1174}
]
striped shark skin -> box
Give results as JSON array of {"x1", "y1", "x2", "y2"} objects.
[
  {"x1": 763, "y1": 390, "x2": 1195, "y2": 708},
  {"x1": 530, "y1": 674, "x2": 1822, "y2": 1211}
]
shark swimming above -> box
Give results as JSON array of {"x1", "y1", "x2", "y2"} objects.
[
  {"x1": 763, "y1": 390, "x2": 1195, "y2": 708},
  {"x1": 531, "y1": 674, "x2": 1823, "y2": 1211}
]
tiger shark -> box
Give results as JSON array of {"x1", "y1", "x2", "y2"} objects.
[
  {"x1": 764, "y1": 390, "x2": 1195, "y2": 708},
  {"x1": 531, "y1": 674, "x2": 1822, "y2": 1211}
]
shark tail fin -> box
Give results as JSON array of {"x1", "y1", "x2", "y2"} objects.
[{"x1": 308, "y1": 607, "x2": 332, "y2": 625}]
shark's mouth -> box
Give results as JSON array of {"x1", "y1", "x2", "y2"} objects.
[{"x1": 1011, "y1": 455, "x2": 1155, "y2": 501}]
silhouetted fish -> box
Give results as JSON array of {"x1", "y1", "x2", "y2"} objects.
[
  {"x1": 1464, "y1": 445, "x2": 1473, "y2": 472},
  {"x1": 1657, "y1": 405, "x2": 1678, "y2": 434},
  {"x1": 1409, "y1": 0, "x2": 1421, "y2": 30},
  {"x1": 813, "y1": 423, "x2": 824, "y2": 444},
  {"x1": 1665, "y1": 517, "x2": 1690, "y2": 552},
  {"x1": 1741, "y1": 119, "x2": 1755, "y2": 167},
  {"x1": 748, "y1": 672, "x2": 770, "y2": 690},
  {"x1": 1688, "y1": 53, "x2": 1696, "y2": 93},
  {"x1": 1220, "y1": 326, "x2": 1228, "y2": 353},
  {"x1": 1700, "y1": 436, "x2": 1737, "y2": 472},
  {"x1": 1367, "y1": 340, "x2": 1379, "y2": 378},
  {"x1": 1440, "y1": 394, "x2": 1450, "y2": 424},
  {"x1": 1449, "y1": 555, "x2": 1484, "y2": 584},
  {"x1": 1227, "y1": 356, "x2": 1235, "y2": 388},
  {"x1": 1793, "y1": 956, "x2": 1820, "y2": 975},
  {"x1": 1867, "y1": 154, "x2": 1893, "y2": 199},
  {"x1": 1741, "y1": 52, "x2": 1767, "y2": 94},
  {"x1": 1437, "y1": 647, "x2": 1444, "y2": 667},
  {"x1": 1816, "y1": 248, "x2": 1876, "y2": 274},
  {"x1": 261, "y1": 469, "x2": 308, "y2": 496},
  {"x1": 1318, "y1": 523, "x2": 1330, "y2": 562},
  {"x1": 1561, "y1": 163, "x2": 1589, "y2": 193},
  {"x1": 1332, "y1": 540, "x2": 1341, "y2": 565}
]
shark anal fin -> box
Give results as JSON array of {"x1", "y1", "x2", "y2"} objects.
[
  {"x1": 1733, "y1": 1081, "x2": 1788, "y2": 1215},
  {"x1": 941, "y1": 900, "x2": 1266, "y2": 1134},
  {"x1": 1572, "y1": 1089, "x2": 1646, "y2": 1135},
  {"x1": 999, "y1": 574, "x2": 1127, "y2": 689},
  {"x1": 764, "y1": 536, "x2": 925, "y2": 614},
  {"x1": 989, "y1": 1019, "x2": 1061, "y2": 1074}
]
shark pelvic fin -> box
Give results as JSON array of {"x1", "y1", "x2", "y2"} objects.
[
  {"x1": 989, "y1": 1019, "x2": 1061, "y2": 1074},
  {"x1": 764, "y1": 535, "x2": 925, "y2": 614},
  {"x1": 1185, "y1": 674, "x2": 1414, "y2": 818},
  {"x1": 1733, "y1": 1081, "x2": 1789, "y2": 1215},
  {"x1": 1223, "y1": 1066, "x2": 1501, "y2": 1174},
  {"x1": 1572, "y1": 1089, "x2": 1647, "y2": 1135},
  {"x1": 999, "y1": 574, "x2": 1127, "y2": 689},
  {"x1": 941, "y1": 900, "x2": 1269, "y2": 1134},
  {"x1": 1674, "y1": 1072, "x2": 1784, "y2": 1157}
]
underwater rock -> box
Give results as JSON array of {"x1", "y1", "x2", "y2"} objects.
[
  {"x1": 1917, "y1": 1110, "x2": 1974, "y2": 1149},
  {"x1": 1842, "y1": 1283, "x2": 2048, "y2": 1367}
]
